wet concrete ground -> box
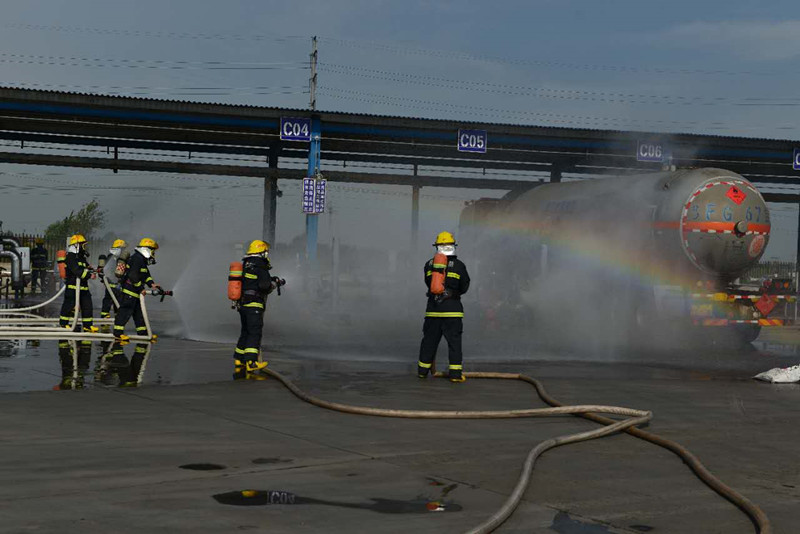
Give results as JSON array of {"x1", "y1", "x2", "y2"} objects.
[{"x1": 0, "y1": 329, "x2": 798, "y2": 533}]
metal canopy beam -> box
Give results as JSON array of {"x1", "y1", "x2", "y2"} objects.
[
  {"x1": 1, "y1": 87, "x2": 800, "y2": 196},
  {"x1": 0, "y1": 151, "x2": 538, "y2": 190}
]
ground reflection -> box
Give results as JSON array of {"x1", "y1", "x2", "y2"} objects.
[{"x1": 53, "y1": 339, "x2": 153, "y2": 390}]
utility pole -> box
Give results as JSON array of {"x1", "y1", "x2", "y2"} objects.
[
  {"x1": 305, "y1": 36, "x2": 321, "y2": 289},
  {"x1": 309, "y1": 36, "x2": 317, "y2": 111}
]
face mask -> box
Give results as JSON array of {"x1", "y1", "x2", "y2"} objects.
[
  {"x1": 68, "y1": 244, "x2": 79, "y2": 254},
  {"x1": 437, "y1": 245, "x2": 456, "y2": 256},
  {"x1": 109, "y1": 248, "x2": 121, "y2": 257},
  {"x1": 137, "y1": 247, "x2": 156, "y2": 264}
]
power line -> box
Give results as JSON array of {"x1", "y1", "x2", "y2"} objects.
[
  {"x1": 0, "y1": 52, "x2": 308, "y2": 71},
  {"x1": 317, "y1": 86, "x2": 798, "y2": 132},
  {"x1": 317, "y1": 86, "x2": 708, "y2": 129},
  {"x1": 319, "y1": 63, "x2": 800, "y2": 107},
  {"x1": 7, "y1": 23, "x2": 784, "y2": 79},
  {"x1": 0, "y1": 81, "x2": 308, "y2": 97},
  {"x1": 319, "y1": 36, "x2": 786, "y2": 78},
  {"x1": 3, "y1": 23, "x2": 307, "y2": 43}
]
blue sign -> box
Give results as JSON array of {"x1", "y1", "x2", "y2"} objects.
[
  {"x1": 457, "y1": 129, "x2": 487, "y2": 153},
  {"x1": 637, "y1": 141, "x2": 666, "y2": 163},
  {"x1": 314, "y1": 179, "x2": 327, "y2": 214},
  {"x1": 280, "y1": 117, "x2": 312, "y2": 142},
  {"x1": 302, "y1": 177, "x2": 326, "y2": 214},
  {"x1": 794, "y1": 148, "x2": 800, "y2": 171},
  {"x1": 302, "y1": 178, "x2": 316, "y2": 213}
]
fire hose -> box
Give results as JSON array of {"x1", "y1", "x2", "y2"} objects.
[
  {"x1": 262, "y1": 368, "x2": 770, "y2": 534},
  {"x1": 0, "y1": 285, "x2": 65, "y2": 314},
  {"x1": 0, "y1": 281, "x2": 158, "y2": 342}
]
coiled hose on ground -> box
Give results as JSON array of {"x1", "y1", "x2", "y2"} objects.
[
  {"x1": 263, "y1": 368, "x2": 770, "y2": 534},
  {"x1": 0, "y1": 285, "x2": 65, "y2": 314}
]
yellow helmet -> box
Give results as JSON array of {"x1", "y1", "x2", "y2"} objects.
[
  {"x1": 138, "y1": 238, "x2": 159, "y2": 250},
  {"x1": 112, "y1": 239, "x2": 127, "y2": 249},
  {"x1": 69, "y1": 234, "x2": 87, "y2": 246},
  {"x1": 246, "y1": 239, "x2": 270, "y2": 255},
  {"x1": 35, "y1": 238, "x2": 44, "y2": 245},
  {"x1": 433, "y1": 231, "x2": 456, "y2": 246}
]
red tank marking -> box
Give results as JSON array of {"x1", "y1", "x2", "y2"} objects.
[{"x1": 726, "y1": 186, "x2": 747, "y2": 205}]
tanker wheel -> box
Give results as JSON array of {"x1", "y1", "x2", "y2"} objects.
[{"x1": 732, "y1": 324, "x2": 762, "y2": 345}]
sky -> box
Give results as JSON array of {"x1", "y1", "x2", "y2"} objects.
[{"x1": 0, "y1": 0, "x2": 799, "y2": 259}]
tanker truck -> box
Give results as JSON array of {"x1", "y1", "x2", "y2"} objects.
[{"x1": 459, "y1": 168, "x2": 794, "y2": 346}]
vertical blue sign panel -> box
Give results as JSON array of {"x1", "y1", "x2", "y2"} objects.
[
  {"x1": 302, "y1": 178, "x2": 326, "y2": 214},
  {"x1": 302, "y1": 178, "x2": 316, "y2": 213},
  {"x1": 314, "y1": 179, "x2": 327, "y2": 214},
  {"x1": 457, "y1": 129, "x2": 487, "y2": 153},
  {"x1": 637, "y1": 141, "x2": 666, "y2": 163},
  {"x1": 793, "y1": 148, "x2": 800, "y2": 171},
  {"x1": 281, "y1": 117, "x2": 312, "y2": 142}
]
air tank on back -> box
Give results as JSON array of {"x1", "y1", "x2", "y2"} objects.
[{"x1": 489, "y1": 168, "x2": 770, "y2": 284}]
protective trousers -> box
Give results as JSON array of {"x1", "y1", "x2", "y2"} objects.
[
  {"x1": 31, "y1": 269, "x2": 46, "y2": 292},
  {"x1": 113, "y1": 295, "x2": 149, "y2": 338},
  {"x1": 59, "y1": 287, "x2": 94, "y2": 330},
  {"x1": 417, "y1": 317, "x2": 463, "y2": 379},
  {"x1": 101, "y1": 286, "x2": 121, "y2": 318},
  {"x1": 234, "y1": 307, "x2": 264, "y2": 363}
]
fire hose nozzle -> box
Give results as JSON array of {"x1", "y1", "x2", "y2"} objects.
[
  {"x1": 150, "y1": 287, "x2": 174, "y2": 302},
  {"x1": 272, "y1": 276, "x2": 286, "y2": 296}
]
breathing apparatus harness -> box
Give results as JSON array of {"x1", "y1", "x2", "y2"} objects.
[
  {"x1": 430, "y1": 241, "x2": 458, "y2": 304},
  {"x1": 228, "y1": 252, "x2": 285, "y2": 310}
]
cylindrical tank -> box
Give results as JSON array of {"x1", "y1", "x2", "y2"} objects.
[
  {"x1": 228, "y1": 261, "x2": 243, "y2": 301},
  {"x1": 497, "y1": 168, "x2": 769, "y2": 282}
]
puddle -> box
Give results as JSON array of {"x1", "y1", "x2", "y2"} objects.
[
  {"x1": 213, "y1": 490, "x2": 463, "y2": 513},
  {"x1": 180, "y1": 463, "x2": 227, "y2": 471},
  {"x1": 550, "y1": 511, "x2": 613, "y2": 533},
  {"x1": 629, "y1": 526, "x2": 654, "y2": 532},
  {"x1": 251, "y1": 457, "x2": 293, "y2": 465}
]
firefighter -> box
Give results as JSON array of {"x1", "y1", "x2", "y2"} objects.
[
  {"x1": 417, "y1": 231, "x2": 471, "y2": 383},
  {"x1": 30, "y1": 238, "x2": 49, "y2": 294},
  {"x1": 100, "y1": 239, "x2": 128, "y2": 319},
  {"x1": 233, "y1": 239, "x2": 280, "y2": 374},
  {"x1": 59, "y1": 234, "x2": 98, "y2": 332},
  {"x1": 113, "y1": 238, "x2": 160, "y2": 341}
]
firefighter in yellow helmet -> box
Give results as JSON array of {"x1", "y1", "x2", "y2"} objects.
[
  {"x1": 59, "y1": 234, "x2": 98, "y2": 332},
  {"x1": 417, "y1": 231, "x2": 470, "y2": 382},
  {"x1": 233, "y1": 239, "x2": 284, "y2": 374},
  {"x1": 100, "y1": 238, "x2": 128, "y2": 320},
  {"x1": 113, "y1": 238, "x2": 160, "y2": 341}
]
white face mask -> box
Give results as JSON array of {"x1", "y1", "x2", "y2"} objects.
[
  {"x1": 68, "y1": 244, "x2": 79, "y2": 254},
  {"x1": 136, "y1": 246, "x2": 152, "y2": 259},
  {"x1": 109, "y1": 248, "x2": 121, "y2": 257},
  {"x1": 437, "y1": 244, "x2": 456, "y2": 256}
]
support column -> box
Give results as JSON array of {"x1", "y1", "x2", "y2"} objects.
[
  {"x1": 262, "y1": 145, "x2": 279, "y2": 246},
  {"x1": 796, "y1": 202, "x2": 800, "y2": 279},
  {"x1": 550, "y1": 163, "x2": 562, "y2": 183},
  {"x1": 305, "y1": 117, "x2": 321, "y2": 266},
  {"x1": 411, "y1": 164, "x2": 420, "y2": 256},
  {"x1": 796, "y1": 203, "x2": 800, "y2": 322}
]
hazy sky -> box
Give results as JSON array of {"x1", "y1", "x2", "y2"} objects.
[{"x1": 0, "y1": 1, "x2": 799, "y2": 259}]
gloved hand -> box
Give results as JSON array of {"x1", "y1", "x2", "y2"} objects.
[{"x1": 434, "y1": 289, "x2": 452, "y2": 304}]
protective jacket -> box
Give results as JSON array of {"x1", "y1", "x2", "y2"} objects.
[
  {"x1": 120, "y1": 250, "x2": 155, "y2": 299},
  {"x1": 65, "y1": 250, "x2": 91, "y2": 290},
  {"x1": 31, "y1": 245, "x2": 49, "y2": 270},
  {"x1": 240, "y1": 255, "x2": 274, "y2": 309},
  {"x1": 424, "y1": 255, "x2": 470, "y2": 318}
]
